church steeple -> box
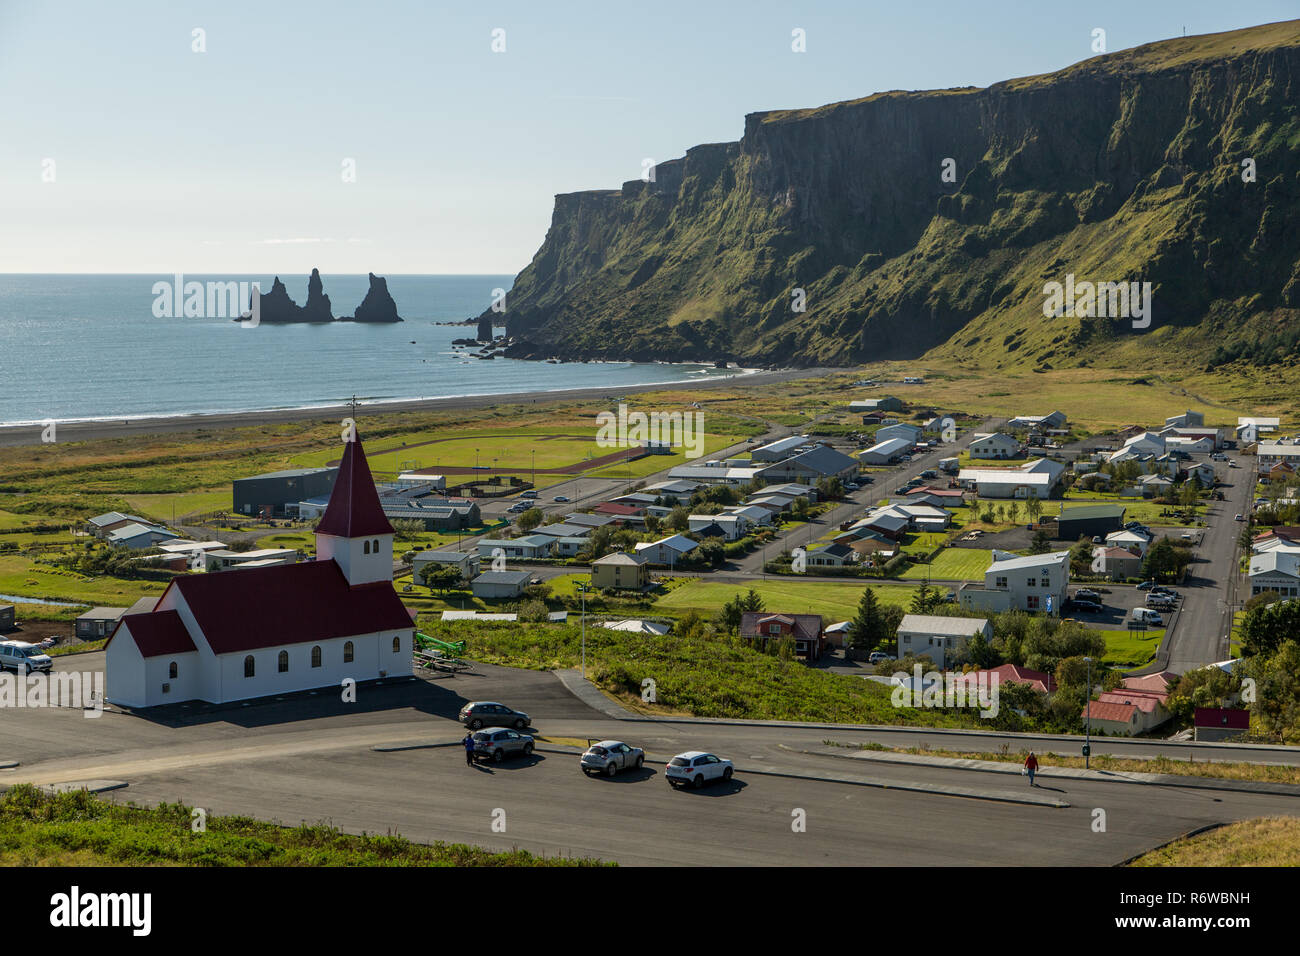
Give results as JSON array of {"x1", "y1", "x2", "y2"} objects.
[{"x1": 314, "y1": 430, "x2": 394, "y2": 585}]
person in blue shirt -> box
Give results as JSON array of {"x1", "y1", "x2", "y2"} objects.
[{"x1": 463, "y1": 732, "x2": 476, "y2": 766}]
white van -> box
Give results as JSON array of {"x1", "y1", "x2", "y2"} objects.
[
  {"x1": 1130, "y1": 607, "x2": 1163, "y2": 626},
  {"x1": 0, "y1": 640, "x2": 54, "y2": 675}
]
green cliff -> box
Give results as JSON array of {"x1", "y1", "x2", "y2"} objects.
[{"x1": 486, "y1": 20, "x2": 1300, "y2": 372}]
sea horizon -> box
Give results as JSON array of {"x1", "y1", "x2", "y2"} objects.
[{"x1": 0, "y1": 273, "x2": 747, "y2": 425}]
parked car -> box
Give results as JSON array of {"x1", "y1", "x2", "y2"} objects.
[
  {"x1": 581, "y1": 740, "x2": 645, "y2": 777},
  {"x1": 554, "y1": 495, "x2": 570, "y2": 502},
  {"x1": 1067, "y1": 598, "x2": 1102, "y2": 613},
  {"x1": 0, "y1": 640, "x2": 53, "y2": 675},
  {"x1": 1074, "y1": 588, "x2": 1101, "y2": 602},
  {"x1": 1229, "y1": 460, "x2": 1240, "y2": 468},
  {"x1": 921, "y1": 470, "x2": 938, "y2": 479},
  {"x1": 1146, "y1": 595, "x2": 1176, "y2": 611},
  {"x1": 1136, "y1": 580, "x2": 1156, "y2": 590},
  {"x1": 1131, "y1": 607, "x2": 1163, "y2": 626},
  {"x1": 665, "y1": 751, "x2": 734, "y2": 789},
  {"x1": 1235, "y1": 513, "x2": 1245, "y2": 521},
  {"x1": 471, "y1": 728, "x2": 535, "y2": 763},
  {"x1": 845, "y1": 482, "x2": 860, "y2": 491},
  {"x1": 458, "y1": 701, "x2": 531, "y2": 730},
  {"x1": 867, "y1": 651, "x2": 894, "y2": 664}
]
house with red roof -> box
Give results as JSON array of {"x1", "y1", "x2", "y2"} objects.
[
  {"x1": 1095, "y1": 688, "x2": 1170, "y2": 733},
  {"x1": 1080, "y1": 699, "x2": 1142, "y2": 735},
  {"x1": 105, "y1": 432, "x2": 415, "y2": 708},
  {"x1": 955, "y1": 664, "x2": 1057, "y2": 695}
]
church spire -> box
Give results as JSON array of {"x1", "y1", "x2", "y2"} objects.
[{"x1": 315, "y1": 431, "x2": 393, "y2": 539}]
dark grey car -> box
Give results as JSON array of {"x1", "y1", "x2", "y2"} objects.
[
  {"x1": 458, "y1": 701, "x2": 530, "y2": 730},
  {"x1": 472, "y1": 728, "x2": 535, "y2": 763}
]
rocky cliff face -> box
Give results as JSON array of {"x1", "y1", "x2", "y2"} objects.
[{"x1": 486, "y1": 21, "x2": 1300, "y2": 370}]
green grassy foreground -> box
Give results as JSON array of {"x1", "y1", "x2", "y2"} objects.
[
  {"x1": 0, "y1": 785, "x2": 607, "y2": 867},
  {"x1": 1129, "y1": 817, "x2": 1300, "y2": 867},
  {"x1": 437, "y1": 619, "x2": 990, "y2": 728}
]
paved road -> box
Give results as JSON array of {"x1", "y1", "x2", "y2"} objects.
[{"x1": 6, "y1": 660, "x2": 1300, "y2": 865}]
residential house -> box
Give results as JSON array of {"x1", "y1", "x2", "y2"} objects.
[
  {"x1": 1090, "y1": 547, "x2": 1143, "y2": 581},
  {"x1": 739, "y1": 611, "x2": 826, "y2": 660},
  {"x1": 476, "y1": 536, "x2": 555, "y2": 560},
  {"x1": 471, "y1": 570, "x2": 533, "y2": 599},
  {"x1": 633, "y1": 534, "x2": 699, "y2": 567},
  {"x1": 591, "y1": 551, "x2": 650, "y2": 590},
  {"x1": 1105, "y1": 529, "x2": 1151, "y2": 556},
  {"x1": 688, "y1": 513, "x2": 745, "y2": 541},
  {"x1": 106, "y1": 522, "x2": 182, "y2": 550},
  {"x1": 1165, "y1": 410, "x2": 1204, "y2": 428},
  {"x1": 896, "y1": 614, "x2": 992, "y2": 668},
  {"x1": 202, "y1": 548, "x2": 299, "y2": 572},
  {"x1": 968, "y1": 432, "x2": 1022, "y2": 459},
  {"x1": 758, "y1": 445, "x2": 860, "y2": 484},
  {"x1": 959, "y1": 550, "x2": 1070, "y2": 615},
  {"x1": 76, "y1": 606, "x2": 128, "y2": 640},
  {"x1": 1081, "y1": 699, "x2": 1143, "y2": 736},
  {"x1": 1137, "y1": 473, "x2": 1174, "y2": 498},
  {"x1": 1194, "y1": 707, "x2": 1251, "y2": 742},
  {"x1": 806, "y1": 542, "x2": 855, "y2": 567},
  {"x1": 957, "y1": 458, "x2": 1064, "y2": 499},
  {"x1": 411, "y1": 549, "x2": 480, "y2": 582},
  {"x1": 1095, "y1": 688, "x2": 1170, "y2": 733}
]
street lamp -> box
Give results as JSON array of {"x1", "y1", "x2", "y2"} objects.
[
  {"x1": 576, "y1": 582, "x2": 592, "y2": 679},
  {"x1": 1083, "y1": 655, "x2": 1093, "y2": 769}
]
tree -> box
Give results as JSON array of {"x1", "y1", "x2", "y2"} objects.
[
  {"x1": 517, "y1": 507, "x2": 543, "y2": 531},
  {"x1": 391, "y1": 518, "x2": 425, "y2": 540},
  {"x1": 716, "y1": 587, "x2": 765, "y2": 633},
  {"x1": 419, "y1": 563, "x2": 465, "y2": 594},
  {"x1": 792, "y1": 496, "x2": 810, "y2": 519},
  {"x1": 910, "y1": 583, "x2": 941, "y2": 614},
  {"x1": 966, "y1": 631, "x2": 1001, "y2": 668},
  {"x1": 1239, "y1": 599, "x2": 1300, "y2": 657},
  {"x1": 667, "y1": 505, "x2": 690, "y2": 532},
  {"x1": 1070, "y1": 536, "x2": 1095, "y2": 576},
  {"x1": 1029, "y1": 529, "x2": 1052, "y2": 554},
  {"x1": 847, "y1": 586, "x2": 886, "y2": 652},
  {"x1": 1024, "y1": 494, "x2": 1043, "y2": 524},
  {"x1": 644, "y1": 513, "x2": 661, "y2": 536}
]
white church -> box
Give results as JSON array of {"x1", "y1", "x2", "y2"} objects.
[{"x1": 105, "y1": 432, "x2": 415, "y2": 708}]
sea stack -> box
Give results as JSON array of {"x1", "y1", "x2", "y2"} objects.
[
  {"x1": 348, "y1": 272, "x2": 403, "y2": 323},
  {"x1": 476, "y1": 315, "x2": 493, "y2": 341},
  {"x1": 301, "y1": 268, "x2": 335, "y2": 322}
]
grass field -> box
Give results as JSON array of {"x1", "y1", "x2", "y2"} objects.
[
  {"x1": 0, "y1": 555, "x2": 162, "y2": 606},
  {"x1": 1099, "y1": 628, "x2": 1165, "y2": 666},
  {"x1": 901, "y1": 548, "x2": 993, "y2": 581},
  {"x1": 1129, "y1": 817, "x2": 1300, "y2": 867},
  {"x1": 123, "y1": 489, "x2": 232, "y2": 522},
  {"x1": 0, "y1": 785, "x2": 604, "y2": 867},
  {"x1": 653, "y1": 577, "x2": 917, "y2": 620}
]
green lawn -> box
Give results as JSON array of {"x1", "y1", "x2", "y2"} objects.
[
  {"x1": 0, "y1": 555, "x2": 163, "y2": 607},
  {"x1": 653, "y1": 577, "x2": 917, "y2": 620},
  {"x1": 123, "y1": 489, "x2": 232, "y2": 522},
  {"x1": 901, "y1": 548, "x2": 993, "y2": 581},
  {"x1": 1098, "y1": 628, "x2": 1165, "y2": 666}
]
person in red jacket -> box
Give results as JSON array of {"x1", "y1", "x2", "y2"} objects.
[{"x1": 1024, "y1": 751, "x2": 1039, "y2": 787}]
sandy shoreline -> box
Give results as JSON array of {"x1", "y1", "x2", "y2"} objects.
[{"x1": 0, "y1": 367, "x2": 837, "y2": 448}]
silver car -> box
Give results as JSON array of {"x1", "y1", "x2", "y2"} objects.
[
  {"x1": 581, "y1": 740, "x2": 645, "y2": 777},
  {"x1": 0, "y1": 640, "x2": 53, "y2": 675},
  {"x1": 471, "y1": 728, "x2": 535, "y2": 763}
]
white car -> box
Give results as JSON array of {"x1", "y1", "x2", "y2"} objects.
[
  {"x1": 666, "y1": 751, "x2": 734, "y2": 789},
  {"x1": 0, "y1": 640, "x2": 54, "y2": 675}
]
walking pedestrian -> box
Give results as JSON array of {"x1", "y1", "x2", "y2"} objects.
[
  {"x1": 463, "y1": 731, "x2": 476, "y2": 766},
  {"x1": 1024, "y1": 751, "x2": 1039, "y2": 787}
]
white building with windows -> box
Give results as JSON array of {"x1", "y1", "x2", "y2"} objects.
[
  {"x1": 105, "y1": 433, "x2": 415, "y2": 709},
  {"x1": 959, "y1": 550, "x2": 1070, "y2": 616}
]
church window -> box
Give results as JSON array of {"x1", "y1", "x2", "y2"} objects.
[
  {"x1": 244, "y1": 655, "x2": 255, "y2": 678},
  {"x1": 311, "y1": 645, "x2": 322, "y2": 667},
  {"x1": 278, "y1": 650, "x2": 289, "y2": 673},
  {"x1": 344, "y1": 641, "x2": 354, "y2": 663}
]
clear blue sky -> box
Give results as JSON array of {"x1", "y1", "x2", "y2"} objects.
[{"x1": 0, "y1": 0, "x2": 1293, "y2": 274}]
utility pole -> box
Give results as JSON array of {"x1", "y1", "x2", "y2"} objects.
[
  {"x1": 1083, "y1": 655, "x2": 1093, "y2": 769},
  {"x1": 576, "y1": 582, "x2": 591, "y2": 679}
]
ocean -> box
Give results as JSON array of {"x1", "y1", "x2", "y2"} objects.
[{"x1": 0, "y1": 274, "x2": 740, "y2": 426}]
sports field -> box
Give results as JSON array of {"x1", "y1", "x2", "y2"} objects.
[{"x1": 652, "y1": 577, "x2": 917, "y2": 621}]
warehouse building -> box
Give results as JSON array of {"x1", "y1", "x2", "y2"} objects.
[
  {"x1": 1056, "y1": 503, "x2": 1127, "y2": 541},
  {"x1": 233, "y1": 466, "x2": 338, "y2": 518}
]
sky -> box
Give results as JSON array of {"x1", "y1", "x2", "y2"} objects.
[{"x1": 0, "y1": 0, "x2": 1294, "y2": 275}]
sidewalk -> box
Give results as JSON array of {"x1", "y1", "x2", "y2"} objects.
[{"x1": 795, "y1": 744, "x2": 1300, "y2": 796}]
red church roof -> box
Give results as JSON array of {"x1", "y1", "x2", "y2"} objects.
[
  {"x1": 170, "y1": 560, "x2": 412, "y2": 654},
  {"x1": 111, "y1": 610, "x2": 197, "y2": 658},
  {"x1": 315, "y1": 432, "x2": 394, "y2": 538}
]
